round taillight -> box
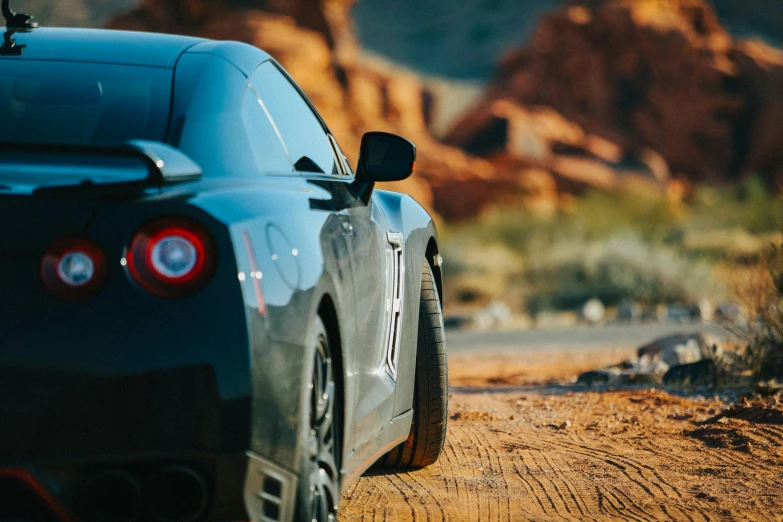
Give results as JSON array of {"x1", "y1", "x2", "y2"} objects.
[
  {"x1": 126, "y1": 218, "x2": 216, "y2": 298},
  {"x1": 41, "y1": 238, "x2": 107, "y2": 301}
]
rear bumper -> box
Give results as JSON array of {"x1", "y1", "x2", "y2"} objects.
[
  {"x1": 0, "y1": 364, "x2": 250, "y2": 464},
  {"x1": 0, "y1": 362, "x2": 256, "y2": 521},
  {"x1": 1, "y1": 451, "x2": 297, "y2": 522}
]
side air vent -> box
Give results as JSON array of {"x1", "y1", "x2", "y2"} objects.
[
  {"x1": 243, "y1": 454, "x2": 295, "y2": 522},
  {"x1": 260, "y1": 477, "x2": 283, "y2": 521},
  {"x1": 385, "y1": 232, "x2": 405, "y2": 379}
]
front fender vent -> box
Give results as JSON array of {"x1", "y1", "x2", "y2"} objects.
[{"x1": 385, "y1": 232, "x2": 405, "y2": 379}]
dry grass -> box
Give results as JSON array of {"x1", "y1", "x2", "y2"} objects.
[{"x1": 743, "y1": 243, "x2": 783, "y2": 379}]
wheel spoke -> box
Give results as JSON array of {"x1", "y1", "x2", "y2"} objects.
[{"x1": 306, "y1": 332, "x2": 338, "y2": 521}]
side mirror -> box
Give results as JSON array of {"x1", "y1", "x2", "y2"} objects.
[{"x1": 355, "y1": 132, "x2": 416, "y2": 182}]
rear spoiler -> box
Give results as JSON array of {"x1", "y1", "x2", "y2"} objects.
[
  {"x1": 124, "y1": 140, "x2": 202, "y2": 184},
  {"x1": 0, "y1": 139, "x2": 202, "y2": 185}
]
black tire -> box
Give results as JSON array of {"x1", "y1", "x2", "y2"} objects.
[
  {"x1": 374, "y1": 260, "x2": 448, "y2": 469},
  {"x1": 294, "y1": 316, "x2": 340, "y2": 522}
]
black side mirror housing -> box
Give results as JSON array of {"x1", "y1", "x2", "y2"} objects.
[{"x1": 355, "y1": 132, "x2": 416, "y2": 183}]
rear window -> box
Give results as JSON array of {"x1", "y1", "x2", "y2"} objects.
[{"x1": 0, "y1": 61, "x2": 171, "y2": 147}]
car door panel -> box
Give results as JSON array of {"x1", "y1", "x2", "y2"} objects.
[{"x1": 339, "y1": 191, "x2": 400, "y2": 448}]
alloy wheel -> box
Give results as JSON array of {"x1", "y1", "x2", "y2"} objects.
[{"x1": 305, "y1": 332, "x2": 339, "y2": 522}]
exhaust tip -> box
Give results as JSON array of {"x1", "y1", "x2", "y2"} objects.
[
  {"x1": 78, "y1": 470, "x2": 141, "y2": 522},
  {"x1": 146, "y1": 465, "x2": 208, "y2": 522}
]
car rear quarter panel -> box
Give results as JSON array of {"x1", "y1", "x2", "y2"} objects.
[{"x1": 190, "y1": 177, "x2": 355, "y2": 473}]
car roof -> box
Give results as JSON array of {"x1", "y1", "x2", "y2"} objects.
[{"x1": 1, "y1": 27, "x2": 269, "y2": 70}]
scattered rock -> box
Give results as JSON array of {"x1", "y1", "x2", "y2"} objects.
[
  {"x1": 641, "y1": 304, "x2": 668, "y2": 322},
  {"x1": 558, "y1": 420, "x2": 571, "y2": 430},
  {"x1": 753, "y1": 380, "x2": 783, "y2": 397},
  {"x1": 580, "y1": 332, "x2": 731, "y2": 387},
  {"x1": 443, "y1": 315, "x2": 473, "y2": 330},
  {"x1": 582, "y1": 298, "x2": 606, "y2": 325},
  {"x1": 474, "y1": 301, "x2": 514, "y2": 330},
  {"x1": 450, "y1": 411, "x2": 502, "y2": 422},
  {"x1": 662, "y1": 359, "x2": 716, "y2": 386},
  {"x1": 662, "y1": 339, "x2": 702, "y2": 367},
  {"x1": 714, "y1": 302, "x2": 747, "y2": 325},
  {"x1": 616, "y1": 299, "x2": 642, "y2": 322},
  {"x1": 577, "y1": 369, "x2": 614, "y2": 386},
  {"x1": 696, "y1": 298, "x2": 714, "y2": 322},
  {"x1": 638, "y1": 332, "x2": 724, "y2": 364}
]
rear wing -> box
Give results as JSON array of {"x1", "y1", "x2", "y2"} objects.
[
  {"x1": 124, "y1": 140, "x2": 202, "y2": 184},
  {"x1": 0, "y1": 140, "x2": 201, "y2": 196}
]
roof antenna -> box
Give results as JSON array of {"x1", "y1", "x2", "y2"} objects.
[{"x1": 2, "y1": 0, "x2": 37, "y2": 30}]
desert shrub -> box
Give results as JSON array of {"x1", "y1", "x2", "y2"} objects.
[
  {"x1": 440, "y1": 182, "x2": 778, "y2": 314},
  {"x1": 686, "y1": 177, "x2": 783, "y2": 235},
  {"x1": 746, "y1": 243, "x2": 783, "y2": 379},
  {"x1": 524, "y1": 235, "x2": 723, "y2": 313}
]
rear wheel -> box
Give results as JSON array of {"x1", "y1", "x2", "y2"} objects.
[
  {"x1": 295, "y1": 316, "x2": 340, "y2": 521},
  {"x1": 375, "y1": 260, "x2": 448, "y2": 469}
]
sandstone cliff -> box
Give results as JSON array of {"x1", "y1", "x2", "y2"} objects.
[{"x1": 447, "y1": 0, "x2": 783, "y2": 191}]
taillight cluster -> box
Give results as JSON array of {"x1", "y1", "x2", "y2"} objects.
[
  {"x1": 40, "y1": 218, "x2": 215, "y2": 301},
  {"x1": 126, "y1": 219, "x2": 216, "y2": 298},
  {"x1": 40, "y1": 238, "x2": 108, "y2": 301}
]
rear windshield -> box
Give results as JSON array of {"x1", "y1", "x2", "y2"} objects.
[{"x1": 0, "y1": 61, "x2": 172, "y2": 147}]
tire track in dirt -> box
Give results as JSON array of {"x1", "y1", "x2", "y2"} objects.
[
  {"x1": 466, "y1": 426, "x2": 512, "y2": 521},
  {"x1": 536, "y1": 451, "x2": 590, "y2": 521},
  {"x1": 386, "y1": 472, "x2": 443, "y2": 521},
  {"x1": 453, "y1": 434, "x2": 484, "y2": 520},
  {"x1": 576, "y1": 432, "x2": 686, "y2": 500},
  {"x1": 526, "y1": 447, "x2": 591, "y2": 521},
  {"x1": 515, "y1": 451, "x2": 565, "y2": 518},
  {"x1": 464, "y1": 427, "x2": 503, "y2": 520},
  {"x1": 340, "y1": 385, "x2": 783, "y2": 521},
  {"x1": 600, "y1": 485, "x2": 651, "y2": 522},
  {"x1": 342, "y1": 478, "x2": 398, "y2": 521},
  {"x1": 547, "y1": 435, "x2": 697, "y2": 517},
  {"x1": 439, "y1": 429, "x2": 468, "y2": 509},
  {"x1": 464, "y1": 399, "x2": 588, "y2": 521},
  {"x1": 540, "y1": 451, "x2": 595, "y2": 520},
  {"x1": 611, "y1": 487, "x2": 658, "y2": 522},
  {"x1": 400, "y1": 469, "x2": 449, "y2": 522},
  {"x1": 544, "y1": 438, "x2": 717, "y2": 522},
  {"x1": 756, "y1": 426, "x2": 783, "y2": 446},
  {"x1": 510, "y1": 460, "x2": 550, "y2": 515},
  {"x1": 380, "y1": 474, "x2": 419, "y2": 520}
]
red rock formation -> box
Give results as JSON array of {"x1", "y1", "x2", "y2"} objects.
[{"x1": 450, "y1": 0, "x2": 783, "y2": 188}]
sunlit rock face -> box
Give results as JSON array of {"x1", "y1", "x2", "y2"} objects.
[
  {"x1": 352, "y1": 0, "x2": 783, "y2": 81},
  {"x1": 447, "y1": 0, "x2": 783, "y2": 189}
]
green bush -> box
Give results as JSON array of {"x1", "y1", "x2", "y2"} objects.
[{"x1": 524, "y1": 235, "x2": 723, "y2": 313}]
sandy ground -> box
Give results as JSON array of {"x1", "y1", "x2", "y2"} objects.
[{"x1": 339, "y1": 346, "x2": 783, "y2": 521}]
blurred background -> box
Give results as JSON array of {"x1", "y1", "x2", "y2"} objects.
[{"x1": 27, "y1": 0, "x2": 783, "y2": 332}]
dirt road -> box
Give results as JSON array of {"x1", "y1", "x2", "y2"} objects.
[{"x1": 339, "y1": 339, "x2": 783, "y2": 521}]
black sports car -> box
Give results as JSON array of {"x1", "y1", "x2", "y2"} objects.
[{"x1": 0, "y1": 4, "x2": 448, "y2": 522}]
